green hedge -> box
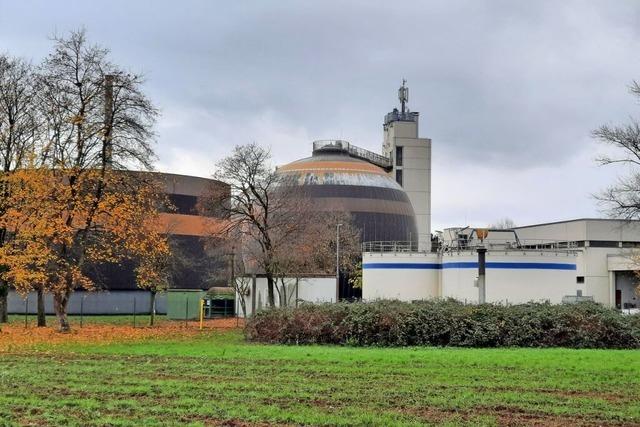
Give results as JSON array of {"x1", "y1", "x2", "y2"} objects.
[{"x1": 244, "y1": 300, "x2": 640, "y2": 348}]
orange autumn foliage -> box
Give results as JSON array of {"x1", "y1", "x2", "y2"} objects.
[
  {"x1": 0, "y1": 167, "x2": 170, "y2": 329},
  {"x1": 0, "y1": 318, "x2": 243, "y2": 352}
]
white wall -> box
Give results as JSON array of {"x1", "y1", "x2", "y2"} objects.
[
  {"x1": 362, "y1": 250, "x2": 579, "y2": 304},
  {"x1": 362, "y1": 252, "x2": 440, "y2": 300},
  {"x1": 441, "y1": 252, "x2": 579, "y2": 304},
  {"x1": 236, "y1": 276, "x2": 335, "y2": 317}
]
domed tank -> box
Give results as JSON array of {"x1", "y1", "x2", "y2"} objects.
[{"x1": 277, "y1": 140, "x2": 418, "y2": 243}]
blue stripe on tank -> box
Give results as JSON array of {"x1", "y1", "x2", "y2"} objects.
[
  {"x1": 362, "y1": 263, "x2": 441, "y2": 269},
  {"x1": 363, "y1": 262, "x2": 576, "y2": 270}
]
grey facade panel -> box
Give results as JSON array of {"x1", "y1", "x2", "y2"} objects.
[{"x1": 8, "y1": 290, "x2": 168, "y2": 315}]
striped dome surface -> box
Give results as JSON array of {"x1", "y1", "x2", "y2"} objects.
[{"x1": 278, "y1": 152, "x2": 418, "y2": 243}]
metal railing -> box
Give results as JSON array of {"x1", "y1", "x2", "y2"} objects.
[
  {"x1": 445, "y1": 238, "x2": 582, "y2": 254},
  {"x1": 313, "y1": 139, "x2": 350, "y2": 152},
  {"x1": 363, "y1": 239, "x2": 582, "y2": 254},
  {"x1": 384, "y1": 110, "x2": 419, "y2": 125},
  {"x1": 313, "y1": 140, "x2": 393, "y2": 170},
  {"x1": 362, "y1": 241, "x2": 420, "y2": 253}
]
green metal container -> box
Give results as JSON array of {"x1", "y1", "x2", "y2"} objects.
[{"x1": 166, "y1": 289, "x2": 206, "y2": 320}]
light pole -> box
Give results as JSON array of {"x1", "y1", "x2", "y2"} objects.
[{"x1": 336, "y1": 223, "x2": 343, "y2": 303}]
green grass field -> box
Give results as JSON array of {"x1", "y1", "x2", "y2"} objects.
[{"x1": 1, "y1": 327, "x2": 639, "y2": 426}]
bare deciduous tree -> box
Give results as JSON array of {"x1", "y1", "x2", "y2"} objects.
[
  {"x1": 594, "y1": 81, "x2": 640, "y2": 219},
  {"x1": 209, "y1": 143, "x2": 363, "y2": 309},
  {"x1": 594, "y1": 80, "x2": 640, "y2": 297},
  {"x1": 0, "y1": 54, "x2": 38, "y2": 323},
  {"x1": 489, "y1": 217, "x2": 516, "y2": 230},
  {"x1": 209, "y1": 143, "x2": 304, "y2": 307},
  {"x1": 271, "y1": 211, "x2": 361, "y2": 306}
]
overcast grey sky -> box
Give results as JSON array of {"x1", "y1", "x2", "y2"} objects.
[{"x1": 1, "y1": 0, "x2": 639, "y2": 230}]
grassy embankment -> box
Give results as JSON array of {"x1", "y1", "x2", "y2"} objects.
[{"x1": 0, "y1": 317, "x2": 639, "y2": 426}]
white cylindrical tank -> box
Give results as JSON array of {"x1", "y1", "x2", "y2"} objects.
[
  {"x1": 441, "y1": 251, "x2": 578, "y2": 304},
  {"x1": 362, "y1": 252, "x2": 440, "y2": 300},
  {"x1": 362, "y1": 250, "x2": 579, "y2": 303}
]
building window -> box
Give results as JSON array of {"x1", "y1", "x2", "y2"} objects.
[
  {"x1": 396, "y1": 169, "x2": 403, "y2": 186},
  {"x1": 396, "y1": 146, "x2": 403, "y2": 167},
  {"x1": 587, "y1": 240, "x2": 619, "y2": 248},
  {"x1": 576, "y1": 276, "x2": 584, "y2": 284}
]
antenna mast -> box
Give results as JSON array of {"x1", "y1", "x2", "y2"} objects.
[{"x1": 398, "y1": 78, "x2": 408, "y2": 114}]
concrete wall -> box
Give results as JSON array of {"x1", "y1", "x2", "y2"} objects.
[
  {"x1": 586, "y1": 220, "x2": 640, "y2": 242},
  {"x1": 8, "y1": 290, "x2": 167, "y2": 315},
  {"x1": 383, "y1": 119, "x2": 431, "y2": 250},
  {"x1": 362, "y1": 252, "x2": 439, "y2": 300},
  {"x1": 515, "y1": 220, "x2": 588, "y2": 242},
  {"x1": 515, "y1": 219, "x2": 640, "y2": 244},
  {"x1": 236, "y1": 276, "x2": 335, "y2": 317}
]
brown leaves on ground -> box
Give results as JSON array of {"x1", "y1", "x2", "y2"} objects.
[{"x1": 0, "y1": 318, "x2": 243, "y2": 352}]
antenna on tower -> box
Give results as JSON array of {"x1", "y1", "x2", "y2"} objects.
[{"x1": 398, "y1": 79, "x2": 408, "y2": 114}]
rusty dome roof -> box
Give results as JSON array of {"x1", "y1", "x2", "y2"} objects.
[
  {"x1": 278, "y1": 151, "x2": 403, "y2": 189},
  {"x1": 277, "y1": 150, "x2": 417, "y2": 244}
]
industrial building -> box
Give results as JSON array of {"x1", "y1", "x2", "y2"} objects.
[
  {"x1": 10, "y1": 81, "x2": 639, "y2": 315},
  {"x1": 245, "y1": 81, "x2": 640, "y2": 312},
  {"x1": 358, "y1": 83, "x2": 639, "y2": 311},
  {"x1": 362, "y1": 219, "x2": 640, "y2": 311},
  {"x1": 8, "y1": 172, "x2": 229, "y2": 315}
]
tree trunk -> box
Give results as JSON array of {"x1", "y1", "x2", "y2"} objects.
[
  {"x1": 278, "y1": 281, "x2": 286, "y2": 308},
  {"x1": 53, "y1": 290, "x2": 71, "y2": 332},
  {"x1": 36, "y1": 287, "x2": 46, "y2": 327},
  {"x1": 149, "y1": 290, "x2": 156, "y2": 327},
  {"x1": 239, "y1": 297, "x2": 247, "y2": 319},
  {"x1": 0, "y1": 280, "x2": 8, "y2": 323},
  {"x1": 266, "y1": 274, "x2": 275, "y2": 307}
]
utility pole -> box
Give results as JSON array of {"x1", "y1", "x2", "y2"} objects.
[{"x1": 335, "y1": 223, "x2": 342, "y2": 303}]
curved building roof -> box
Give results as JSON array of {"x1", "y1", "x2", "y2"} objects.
[{"x1": 278, "y1": 150, "x2": 417, "y2": 244}]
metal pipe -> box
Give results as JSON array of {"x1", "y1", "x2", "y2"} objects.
[{"x1": 477, "y1": 247, "x2": 487, "y2": 304}]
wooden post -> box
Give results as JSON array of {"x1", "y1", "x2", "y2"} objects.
[
  {"x1": 185, "y1": 298, "x2": 189, "y2": 327},
  {"x1": 24, "y1": 296, "x2": 28, "y2": 328}
]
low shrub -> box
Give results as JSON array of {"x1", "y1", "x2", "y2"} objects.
[{"x1": 244, "y1": 300, "x2": 640, "y2": 348}]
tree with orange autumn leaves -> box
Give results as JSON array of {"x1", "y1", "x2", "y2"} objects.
[
  {"x1": 0, "y1": 169, "x2": 170, "y2": 330},
  {"x1": 0, "y1": 30, "x2": 169, "y2": 331}
]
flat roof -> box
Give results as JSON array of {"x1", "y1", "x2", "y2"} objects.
[{"x1": 514, "y1": 218, "x2": 640, "y2": 229}]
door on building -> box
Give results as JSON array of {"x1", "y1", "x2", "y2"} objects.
[{"x1": 615, "y1": 271, "x2": 638, "y2": 309}]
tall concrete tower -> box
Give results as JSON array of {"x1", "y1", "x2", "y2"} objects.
[{"x1": 382, "y1": 80, "x2": 432, "y2": 250}]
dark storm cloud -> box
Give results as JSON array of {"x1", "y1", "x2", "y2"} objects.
[{"x1": 1, "y1": 0, "x2": 639, "y2": 226}]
